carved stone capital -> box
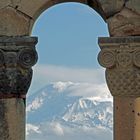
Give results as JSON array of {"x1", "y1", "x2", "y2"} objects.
[
  {"x1": 98, "y1": 36, "x2": 140, "y2": 97},
  {"x1": 0, "y1": 36, "x2": 38, "y2": 98}
]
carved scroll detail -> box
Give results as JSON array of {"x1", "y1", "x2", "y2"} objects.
[
  {"x1": 117, "y1": 52, "x2": 132, "y2": 68},
  {"x1": 98, "y1": 37, "x2": 140, "y2": 97},
  {"x1": 18, "y1": 48, "x2": 38, "y2": 68},
  {"x1": 133, "y1": 50, "x2": 140, "y2": 67},
  {"x1": 98, "y1": 50, "x2": 116, "y2": 68},
  {"x1": 0, "y1": 36, "x2": 38, "y2": 98},
  {"x1": 98, "y1": 46, "x2": 140, "y2": 69}
]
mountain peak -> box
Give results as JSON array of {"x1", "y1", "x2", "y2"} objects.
[{"x1": 27, "y1": 82, "x2": 113, "y2": 140}]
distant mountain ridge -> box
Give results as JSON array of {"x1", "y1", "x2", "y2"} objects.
[{"x1": 26, "y1": 82, "x2": 113, "y2": 140}]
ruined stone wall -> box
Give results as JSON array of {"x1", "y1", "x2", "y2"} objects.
[
  {"x1": 0, "y1": 0, "x2": 139, "y2": 36},
  {"x1": 89, "y1": 0, "x2": 140, "y2": 36},
  {"x1": 0, "y1": 0, "x2": 139, "y2": 140}
]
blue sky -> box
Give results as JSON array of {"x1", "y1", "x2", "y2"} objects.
[
  {"x1": 29, "y1": 2, "x2": 109, "y2": 94},
  {"x1": 32, "y1": 2, "x2": 109, "y2": 68}
]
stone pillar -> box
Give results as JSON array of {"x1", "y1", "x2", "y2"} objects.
[
  {"x1": 98, "y1": 36, "x2": 140, "y2": 140},
  {"x1": 0, "y1": 36, "x2": 38, "y2": 140}
]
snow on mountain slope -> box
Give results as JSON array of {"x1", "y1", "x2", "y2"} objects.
[
  {"x1": 26, "y1": 82, "x2": 113, "y2": 140},
  {"x1": 63, "y1": 98, "x2": 113, "y2": 129}
]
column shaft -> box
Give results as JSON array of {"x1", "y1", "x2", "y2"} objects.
[
  {"x1": 0, "y1": 99, "x2": 25, "y2": 140},
  {"x1": 114, "y1": 97, "x2": 140, "y2": 140},
  {"x1": 134, "y1": 98, "x2": 140, "y2": 140},
  {"x1": 114, "y1": 97, "x2": 135, "y2": 140}
]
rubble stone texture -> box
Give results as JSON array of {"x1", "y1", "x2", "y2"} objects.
[
  {"x1": 0, "y1": 0, "x2": 139, "y2": 36},
  {"x1": 107, "y1": 8, "x2": 140, "y2": 36},
  {"x1": 96, "y1": 0, "x2": 125, "y2": 17},
  {"x1": 126, "y1": 0, "x2": 140, "y2": 14},
  {"x1": 0, "y1": 7, "x2": 30, "y2": 36},
  {"x1": 0, "y1": 0, "x2": 139, "y2": 140}
]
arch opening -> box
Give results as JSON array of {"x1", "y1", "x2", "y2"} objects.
[
  {"x1": 27, "y1": 3, "x2": 112, "y2": 140},
  {"x1": 28, "y1": 1, "x2": 106, "y2": 33}
]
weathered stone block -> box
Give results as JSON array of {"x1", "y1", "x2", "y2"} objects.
[
  {"x1": 107, "y1": 8, "x2": 140, "y2": 36},
  {"x1": 16, "y1": 0, "x2": 51, "y2": 19},
  {"x1": 97, "y1": 0, "x2": 125, "y2": 17},
  {"x1": 0, "y1": 7, "x2": 31, "y2": 36},
  {"x1": 3, "y1": 98, "x2": 25, "y2": 140},
  {"x1": 126, "y1": 0, "x2": 140, "y2": 14},
  {"x1": 10, "y1": 0, "x2": 21, "y2": 8},
  {"x1": 0, "y1": 0, "x2": 11, "y2": 9},
  {"x1": 17, "y1": 0, "x2": 87, "y2": 20}
]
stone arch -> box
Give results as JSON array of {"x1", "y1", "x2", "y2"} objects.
[
  {"x1": 16, "y1": 0, "x2": 105, "y2": 22},
  {"x1": 0, "y1": 0, "x2": 114, "y2": 36},
  {"x1": 1, "y1": 0, "x2": 139, "y2": 37},
  {"x1": 19, "y1": 0, "x2": 107, "y2": 34},
  {"x1": 27, "y1": 0, "x2": 139, "y2": 36},
  {"x1": 0, "y1": 0, "x2": 107, "y2": 36}
]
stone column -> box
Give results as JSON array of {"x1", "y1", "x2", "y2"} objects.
[
  {"x1": 0, "y1": 36, "x2": 38, "y2": 140},
  {"x1": 98, "y1": 36, "x2": 140, "y2": 140}
]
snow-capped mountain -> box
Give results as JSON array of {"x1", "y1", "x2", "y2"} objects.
[{"x1": 26, "y1": 82, "x2": 113, "y2": 140}]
